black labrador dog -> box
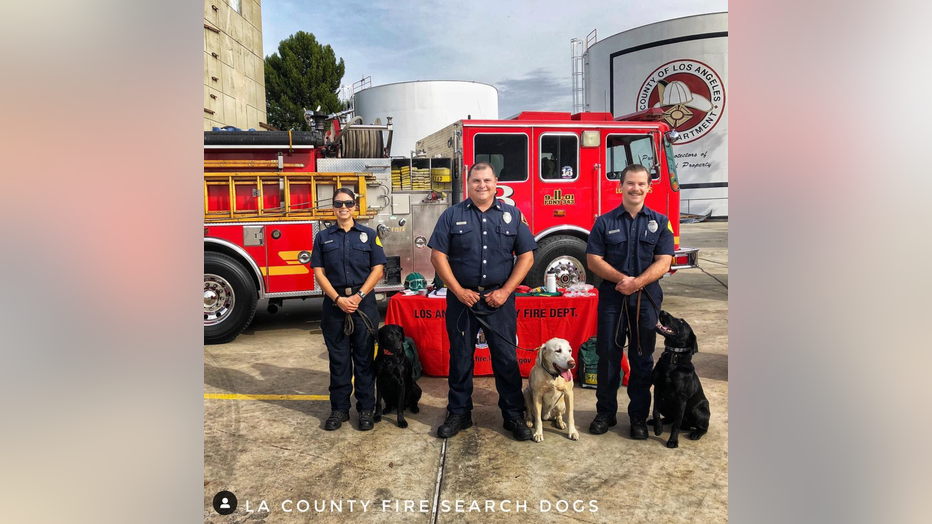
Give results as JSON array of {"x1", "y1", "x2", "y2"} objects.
[
  {"x1": 650, "y1": 310, "x2": 711, "y2": 448},
  {"x1": 375, "y1": 324, "x2": 422, "y2": 428}
]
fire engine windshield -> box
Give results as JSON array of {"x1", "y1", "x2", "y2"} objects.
[{"x1": 606, "y1": 135, "x2": 659, "y2": 181}]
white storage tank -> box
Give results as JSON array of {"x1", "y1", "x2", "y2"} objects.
[
  {"x1": 585, "y1": 12, "x2": 728, "y2": 217},
  {"x1": 353, "y1": 80, "x2": 498, "y2": 157}
]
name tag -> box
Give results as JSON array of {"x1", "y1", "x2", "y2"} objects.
[
  {"x1": 456, "y1": 221, "x2": 467, "y2": 225},
  {"x1": 608, "y1": 229, "x2": 620, "y2": 234},
  {"x1": 323, "y1": 239, "x2": 334, "y2": 244}
]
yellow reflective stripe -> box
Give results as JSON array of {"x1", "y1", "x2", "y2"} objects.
[
  {"x1": 375, "y1": 236, "x2": 382, "y2": 247},
  {"x1": 260, "y1": 265, "x2": 310, "y2": 276},
  {"x1": 205, "y1": 393, "x2": 329, "y2": 401}
]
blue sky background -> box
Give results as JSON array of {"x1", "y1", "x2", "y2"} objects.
[{"x1": 262, "y1": 0, "x2": 727, "y2": 117}]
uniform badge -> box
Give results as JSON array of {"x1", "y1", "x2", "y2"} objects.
[
  {"x1": 359, "y1": 232, "x2": 368, "y2": 243},
  {"x1": 647, "y1": 220, "x2": 658, "y2": 233},
  {"x1": 503, "y1": 212, "x2": 512, "y2": 224}
]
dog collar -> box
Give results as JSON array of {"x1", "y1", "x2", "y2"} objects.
[
  {"x1": 663, "y1": 346, "x2": 692, "y2": 353},
  {"x1": 546, "y1": 367, "x2": 560, "y2": 379}
]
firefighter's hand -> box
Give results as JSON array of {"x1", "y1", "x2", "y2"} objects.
[
  {"x1": 484, "y1": 289, "x2": 510, "y2": 308},
  {"x1": 346, "y1": 294, "x2": 362, "y2": 308},
  {"x1": 455, "y1": 288, "x2": 480, "y2": 307},
  {"x1": 335, "y1": 296, "x2": 358, "y2": 313},
  {"x1": 616, "y1": 276, "x2": 642, "y2": 295}
]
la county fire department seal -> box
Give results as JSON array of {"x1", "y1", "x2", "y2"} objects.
[{"x1": 636, "y1": 59, "x2": 726, "y2": 144}]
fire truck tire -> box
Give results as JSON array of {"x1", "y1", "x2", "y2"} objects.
[
  {"x1": 204, "y1": 252, "x2": 258, "y2": 345},
  {"x1": 526, "y1": 235, "x2": 594, "y2": 288}
]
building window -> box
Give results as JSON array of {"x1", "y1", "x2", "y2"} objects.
[
  {"x1": 540, "y1": 133, "x2": 578, "y2": 181},
  {"x1": 474, "y1": 134, "x2": 528, "y2": 182},
  {"x1": 230, "y1": 0, "x2": 242, "y2": 15},
  {"x1": 606, "y1": 135, "x2": 658, "y2": 180}
]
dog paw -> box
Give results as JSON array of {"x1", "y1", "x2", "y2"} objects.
[
  {"x1": 553, "y1": 419, "x2": 566, "y2": 430},
  {"x1": 666, "y1": 438, "x2": 679, "y2": 449},
  {"x1": 373, "y1": 414, "x2": 382, "y2": 423},
  {"x1": 688, "y1": 430, "x2": 705, "y2": 440},
  {"x1": 568, "y1": 430, "x2": 579, "y2": 441},
  {"x1": 533, "y1": 431, "x2": 544, "y2": 443},
  {"x1": 411, "y1": 406, "x2": 419, "y2": 414},
  {"x1": 525, "y1": 419, "x2": 534, "y2": 428},
  {"x1": 398, "y1": 419, "x2": 408, "y2": 429}
]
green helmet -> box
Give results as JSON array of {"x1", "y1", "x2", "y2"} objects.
[{"x1": 404, "y1": 272, "x2": 428, "y2": 291}]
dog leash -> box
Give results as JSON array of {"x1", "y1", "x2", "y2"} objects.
[
  {"x1": 454, "y1": 290, "x2": 540, "y2": 352},
  {"x1": 342, "y1": 307, "x2": 378, "y2": 337},
  {"x1": 614, "y1": 288, "x2": 661, "y2": 356}
]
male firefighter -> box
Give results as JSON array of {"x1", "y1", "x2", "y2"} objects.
[
  {"x1": 428, "y1": 162, "x2": 536, "y2": 441},
  {"x1": 585, "y1": 164, "x2": 674, "y2": 439}
]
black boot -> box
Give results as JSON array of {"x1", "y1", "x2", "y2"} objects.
[
  {"x1": 324, "y1": 410, "x2": 349, "y2": 431},
  {"x1": 630, "y1": 419, "x2": 648, "y2": 440},
  {"x1": 588, "y1": 413, "x2": 617, "y2": 435},
  {"x1": 437, "y1": 412, "x2": 472, "y2": 438},
  {"x1": 358, "y1": 411, "x2": 375, "y2": 431},
  {"x1": 503, "y1": 417, "x2": 533, "y2": 441}
]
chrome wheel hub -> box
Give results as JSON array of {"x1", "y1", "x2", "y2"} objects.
[
  {"x1": 204, "y1": 274, "x2": 235, "y2": 326},
  {"x1": 546, "y1": 256, "x2": 586, "y2": 287}
]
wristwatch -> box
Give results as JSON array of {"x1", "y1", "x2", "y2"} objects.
[{"x1": 357, "y1": 290, "x2": 367, "y2": 299}]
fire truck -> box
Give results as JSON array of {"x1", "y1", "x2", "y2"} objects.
[{"x1": 204, "y1": 110, "x2": 698, "y2": 343}]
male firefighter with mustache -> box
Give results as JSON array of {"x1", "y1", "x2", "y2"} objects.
[{"x1": 585, "y1": 164, "x2": 674, "y2": 440}]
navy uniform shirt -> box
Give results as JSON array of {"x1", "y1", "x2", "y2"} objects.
[
  {"x1": 310, "y1": 221, "x2": 386, "y2": 289},
  {"x1": 428, "y1": 198, "x2": 537, "y2": 289},
  {"x1": 586, "y1": 204, "x2": 675, "y2": 298}
]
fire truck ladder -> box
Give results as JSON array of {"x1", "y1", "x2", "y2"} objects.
[{"x1": 204, "y1": 168, "x2": 377, "y2": 222}]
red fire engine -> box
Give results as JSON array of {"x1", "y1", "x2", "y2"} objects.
[{"x1": 204, "y1": 110, "x2": 698, "y2": 343}]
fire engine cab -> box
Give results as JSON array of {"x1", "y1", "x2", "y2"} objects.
[{"x1": 204, "y1": 110, "x2": 698, "y2": 344}]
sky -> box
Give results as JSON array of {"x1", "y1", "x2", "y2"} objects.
[{"x1": 262, "y1": 0, "x2": 728, "y2": 118}]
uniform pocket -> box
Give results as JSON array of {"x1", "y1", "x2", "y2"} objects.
[
  {"x1": 637, "y1": 231, "x2": 659, "y2": 263},
  {"x1": 496, "y1": 225, "x2": 516, "y2": 254},
  {"x1": 451, "y1": 226, "x2": 473, "y2": 251},
  {"x1": 352, "y1": 242, "x2": 372, "y2": 266}
]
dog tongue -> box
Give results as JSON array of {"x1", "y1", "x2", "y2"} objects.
[{"x1": 560, "y1": 368, "x2": 574, "y2": 382}]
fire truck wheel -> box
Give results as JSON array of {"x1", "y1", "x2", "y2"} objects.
[
  {"x1": 527, "y1": 235, "x2": 594, "y2": 288},
  {"x1": 204, "y1": 252, "x2": 258, "y2": 344}
]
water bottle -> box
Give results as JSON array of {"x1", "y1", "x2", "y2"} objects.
[{"x1": 546, "y1": 270, "x2": 557, "y2": 293}]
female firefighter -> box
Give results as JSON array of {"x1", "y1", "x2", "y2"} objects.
[{"x1": 310, "y1": 187, "x2": 386, "y2": 431}]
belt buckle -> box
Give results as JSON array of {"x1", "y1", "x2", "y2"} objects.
[
  {"x1": 477, "y1": 286, "x2": 485, "y2": 291},
  {"x1": 345, "y1": 287, "x2": 353, "y2": 296}
]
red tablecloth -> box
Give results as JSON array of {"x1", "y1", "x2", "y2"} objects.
[{"x1": 384, "y1": 291, "x2": 608, "y2": 378}]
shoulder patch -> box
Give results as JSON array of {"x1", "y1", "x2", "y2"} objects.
[
  {"x1": 520, "y1": 212, "x2": 529, "y2": 226},
  {"x1": 375, "y1": 236, "x2": 382, "y2": 247},
  {"x1": 667, "y1": 220, "x2": 674, "y2": 233}
]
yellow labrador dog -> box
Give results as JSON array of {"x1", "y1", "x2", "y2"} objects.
[{"x1": 523, "y1": 338, "x2": 579, "y2": 442}]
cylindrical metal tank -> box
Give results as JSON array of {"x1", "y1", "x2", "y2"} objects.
[
  {"x1": 585, "y1": 12, "x2": 728, "y2": 217},
  {"x1": 353, "y1": 80, "x2": 498, "y2": 157}
]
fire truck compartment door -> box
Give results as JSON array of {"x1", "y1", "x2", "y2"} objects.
[
  {"x1": 393, "y1": 194, "x2": 410, "y2": 215},
  {"x1": 244, "y1": 226, "x2": 264, "y2": 246}
]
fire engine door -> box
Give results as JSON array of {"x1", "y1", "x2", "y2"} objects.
[
  {"x1": 601, "y1": 131, "x2": 663, "y2": 216},
  {"x1": 263, "y1": 222, "x2": 316, "y2": 293},
  {"x1": 533, "y1": 129, "x2": 593, "y2": 232}
]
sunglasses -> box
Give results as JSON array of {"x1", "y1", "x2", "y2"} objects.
[{"x1": 332, "y1": 200, "x2": 356, "y2": 208}]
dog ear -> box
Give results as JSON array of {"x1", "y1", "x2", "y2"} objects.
[
  {"x1": 690, "y1": 333, "x2": 699, "y2": 354},
  {"x1": 536, "y1": 344, "x2": 545, "y2": 365}
]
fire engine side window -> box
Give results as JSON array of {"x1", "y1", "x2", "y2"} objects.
[
  {"x1": 540, "y1": 134, "x2": 579, "y2": 181},
  {"x1": 474, "y1": 134, "x2": 528, "y2": 182},
  {"x1": 606, "y1": 135, "x2": 658, "y2": 180}
]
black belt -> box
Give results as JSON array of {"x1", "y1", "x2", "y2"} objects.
[
  {"x1": 466, "y1": 284, "x2": 503, "y2": 292},
  {"x1": 338, "y1": 286, "x2": 363, "y2": 296}
]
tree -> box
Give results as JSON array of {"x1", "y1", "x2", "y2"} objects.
[{"x1": 265, "y1": 31, "x2": 345, "y2": 131}]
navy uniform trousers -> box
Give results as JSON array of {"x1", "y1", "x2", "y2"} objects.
[
  {"x1": 595, "y1": 284, "x2": 660, "y2": 422},
  {"x1": 445, "y1": 292, "x2": 524, "y2": 420},
  {"x1": 321, "y1": 293, "x2": 378, "y2": 412}
]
